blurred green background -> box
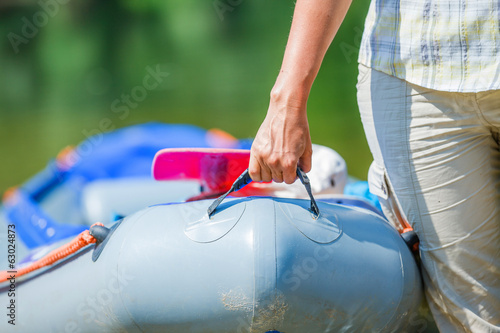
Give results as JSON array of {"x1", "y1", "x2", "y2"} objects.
[{"x1": 0, "y1": 0, "x2": 372, "y2": 194}]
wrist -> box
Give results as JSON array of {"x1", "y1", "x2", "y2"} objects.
[{"x1": 270, "y1": 72, "x2": 313, "y2": 111}]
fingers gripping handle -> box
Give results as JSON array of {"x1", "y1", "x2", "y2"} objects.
[{"x1": 207, "y1": 167, "x2": 320, "y2": 219}]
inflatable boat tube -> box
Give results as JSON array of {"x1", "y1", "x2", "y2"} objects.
[{"x1": 0, "y1": 197, "x2": 422, "y2": 332}]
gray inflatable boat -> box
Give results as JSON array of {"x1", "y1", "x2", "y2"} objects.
[{"x1": 0, "y1": 191, "x2": 422, "y2": 332}]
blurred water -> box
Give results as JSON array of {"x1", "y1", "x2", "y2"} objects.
[{"x1": 0, "y1": 0, "x2": 372, "y2": 194}]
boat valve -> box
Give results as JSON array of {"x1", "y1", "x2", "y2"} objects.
[
  {"x1": 89, "y1": 220, "x2": 123, "y2": 262},
  {"x1": 89, "y1": 224, "x2": 111, "y2": 244}
]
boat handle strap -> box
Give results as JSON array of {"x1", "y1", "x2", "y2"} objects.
[{"x1": 207, "y1": 167, "x2": 320, "y2": 218}]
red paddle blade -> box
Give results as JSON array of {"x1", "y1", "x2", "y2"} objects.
[{"x1": 152, "y1": 148, "x2": 250, "y2": 192}]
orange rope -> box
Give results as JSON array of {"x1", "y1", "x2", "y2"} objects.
[
  {"x1": 2, "y1": 186, "x2": 18, "y2": 202},
  {"x1": 0, "y1": 223, "x2": 104, "y2": 283}
]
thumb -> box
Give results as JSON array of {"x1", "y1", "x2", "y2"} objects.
[
  {"x1": 248, "y1": 154, "x2": 262, "y2": 182},
  {"x1": 298, "y1": 147, "x2": 313, "y2": 173}
]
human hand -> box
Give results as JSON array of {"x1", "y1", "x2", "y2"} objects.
[{"x1": 249, "y1": 95, "x2": 312, "y2": 184}]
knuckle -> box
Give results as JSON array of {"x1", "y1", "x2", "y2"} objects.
[
  {"x1": 282, "y1": 158, "x2": 296, "y2": 170},
  {"x1": 268, "y1": 156, "x2": 279, "y2": 168},
  {"x1": 248, "y1": 168, "x2": 260, "y2": 181}
]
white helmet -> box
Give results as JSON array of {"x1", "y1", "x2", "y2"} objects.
[{"x1": 307, "y1": 144, "x2": 347, "y2": 195}]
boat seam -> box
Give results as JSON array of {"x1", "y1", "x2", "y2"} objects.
[{"x1": 116, "y1": 209, "x2": 152, "y2": 333}]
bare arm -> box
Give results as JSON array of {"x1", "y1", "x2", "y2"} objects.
[{"x1": 249, "y1": 0, "x2": 353, "y2": 184}]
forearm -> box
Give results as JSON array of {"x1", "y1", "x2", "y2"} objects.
[
  {"x1": 272, "y1": 0, "x2": 353, "y2": 108},
  {"x1": 249, "y1": 0, "x2": 352, "y2": 182}
]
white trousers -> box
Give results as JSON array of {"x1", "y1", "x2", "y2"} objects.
[{"x1": 356, "y1": 63, "x2": 500, "y2": 332}]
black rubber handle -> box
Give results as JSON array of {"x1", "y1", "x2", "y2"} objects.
[
  {"x1": 296, "y1": 168, "x2": 320, "y2": 218},
  {"x1": 207, "y1": 167, "x2": 320, "y2": 218},
  {"x1": 206, "y1": 169, "x2": 252, "y2": 217}
]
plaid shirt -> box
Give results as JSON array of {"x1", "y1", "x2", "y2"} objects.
[{"x1": 358, "y1": 0, "x2": 500, "y2": 92}]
